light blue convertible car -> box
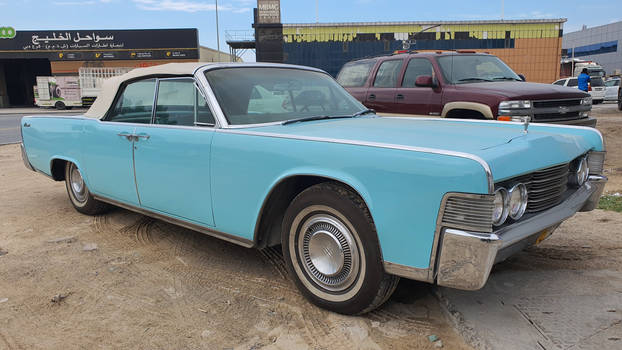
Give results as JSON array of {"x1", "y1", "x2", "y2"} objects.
[{"x1": 21, "y1": 63, "x2": 607, "y2": 314}]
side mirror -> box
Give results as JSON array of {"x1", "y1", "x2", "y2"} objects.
[
  {"x1": 518, "y1": 74, "x2": 526, "y2": 82},
  {"x1": 415, "y1": 75, "x2": 434, "y2": 87}
]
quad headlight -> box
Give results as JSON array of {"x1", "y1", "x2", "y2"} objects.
[
  {"x1": 492, "y1": 184, "x2": 527, "y2": 226},
  {"x1": 492, "y1": 188, "x2": 509, "y2": 226},
  {"x1": 569, "y1": 156, "x2": 589, "y2": 187},
  {"x1": 508, "y1": 183, "x2": 528, "y2": 220}
]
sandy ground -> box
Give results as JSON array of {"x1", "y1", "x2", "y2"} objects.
[
  {"x1": 594, "y1": 103, "x2": 622, "y2": 192},
  {"x1": 1, "y1": 104, "x2": 620, "y2": 350},
  {"x1": 0, "y1": 144, "x2": 469, "y2": 349}
]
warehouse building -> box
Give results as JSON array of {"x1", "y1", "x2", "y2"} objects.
[
  {"x1": 562, "y1": 21, "x2": 622, "y2": 76},
  {"x1": 247, "y1": 1, "x2": 566, "y2": 84}
]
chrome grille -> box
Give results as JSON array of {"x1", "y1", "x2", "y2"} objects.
[
  {"x1": 509, "y1": 163, "x2": 570, "y2": 213},
  {"x1": 530, "y1": 98, "x2": 588, "y2": 122},
  {"x1": 442, "y1": 194, "x2": 493, "y2": 233},
  {"x1": 532, "y1": 99, "x2": 581, "y2": 108}
]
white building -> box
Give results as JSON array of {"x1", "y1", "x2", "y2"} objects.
[{"x1": 563, "y1": 21, "x2": 622, "y2": 76}]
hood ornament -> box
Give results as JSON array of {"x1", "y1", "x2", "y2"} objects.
[{"x1": 522, "y1": 116, "x2": 531, "y2": 134}]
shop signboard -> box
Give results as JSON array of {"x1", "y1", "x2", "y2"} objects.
[{"x1": 0, "y1": 28, "x2": 199, "y2": 60}]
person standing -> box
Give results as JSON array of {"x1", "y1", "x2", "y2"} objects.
[{"x1": 578, "y1": 68, "x2": 591, "y2": 92}]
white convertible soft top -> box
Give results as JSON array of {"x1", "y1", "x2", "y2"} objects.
[{"x1": 84, "y1": 62, "x2": 209, "y2": 119}]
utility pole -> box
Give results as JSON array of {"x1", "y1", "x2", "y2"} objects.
[
  {"x1": 215, "y1": 0, "x2": 221, "y2": 61},
  {"x1": 501, "y1": 0, "x2": 504, "y2": 19},
  {"x1": 316, "y1": 0, "x2": 319, "y2": 23}
]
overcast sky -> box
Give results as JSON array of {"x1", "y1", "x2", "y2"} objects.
[{"x1": 3, "y1": 0, "x2": 621, "y2": 62}]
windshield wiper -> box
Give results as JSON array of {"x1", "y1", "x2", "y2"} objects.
[
  {"x1": 457, "y1": 77, "x2": 493, "y2": 82},
  {"x1": 350, "y1": 108, "x2": 376, "y2": 117},
  {"x1": 282, "y1": 115, "x2": 352, "y2": 125},
  {"x1": 282, "y1": 109, "x2": 376, "y2": 125},
  {"x1": 491, "y1": 76, "x2": 521, "y2": 81}
]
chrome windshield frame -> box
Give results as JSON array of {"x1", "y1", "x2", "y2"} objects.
[{"x1": 192, "y1": 63, "x2": 355, "y2": 129}]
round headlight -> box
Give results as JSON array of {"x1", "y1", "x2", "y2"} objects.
[
  {"x1": 574, "y1": 157, "x2": 589, "y2": 186},
  {"x1": 492, "y1": 188, "x2": 509, "y2": 226},
  {"x1": 508, "y1": 183, "x2": 528, "y2": 220}
]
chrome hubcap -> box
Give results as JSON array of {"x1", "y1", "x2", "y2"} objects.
[
  {"x1": 298, "y1": 214, "x2": 359, "y2": 292},
  {"x1": 69, "y1": 164, "x2": 87, "y2": 203}
]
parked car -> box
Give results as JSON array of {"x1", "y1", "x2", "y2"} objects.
[
  {"x1": 21, "y1": 62, "x2": 607, "y2": 315},
  {"x1": 604, "y1": 78, "x2": 620, "y2": 102},
  {"x1": 553, "y1": 76, "x2": 606, "y2": 104},
  {"x1": 337, "y1": 51, "x2": 595, "y2": 127}
]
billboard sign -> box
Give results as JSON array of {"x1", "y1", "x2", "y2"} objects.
[
  {"x1": 0, "y1": 28, "x2": 199, "y2": 60},
  {"x1": 257, "y1": 0, "x2": 281, "y2": 24}
]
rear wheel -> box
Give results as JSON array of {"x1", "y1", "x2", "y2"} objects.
[
  {"x1": 65, "y1": 162, "x2": 110, "y2": 215},
  {"x1": 281, "y1": 182, "x2": 399, "y2": 315}
]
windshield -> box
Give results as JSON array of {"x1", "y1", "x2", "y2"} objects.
[
  {"x1": 587, "y1": 68, "x2": 605, "y2": 78},
  {"x1": 591, "y1": 77, "x2": 605, "y2": 87},
  {"x1": 204, "y1": 67, "x2": 367, "y2": 125},
  {"x1": 437, "y1": 55, "x2": 520, "y2": 84}
]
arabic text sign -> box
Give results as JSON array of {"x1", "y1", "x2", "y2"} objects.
[{"x1": 0, "y1": 29, "x2": 199, "y2": 60}]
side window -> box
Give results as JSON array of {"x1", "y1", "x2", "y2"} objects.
[
  {"x1": 107, "y1": 79, "x2": 156, "y2": 123},
  {"x1": 155, "y1": 78, "x2": 215, "y2": 126},
  {"x1": 553, "y1": 80, "x2": 565, "y2": 86},
  {"x1": 336, "y1": 60, "x2": 375, "y2": 87},
  {"x1": 373, "y1": 60, "x2": 403, "y2": 88},
  {"x1": 568, "y1": 79, "x2": 578, "y2": 87},
  {"x1": 196, "y1": 87, "x2": 215, "y2": 125},
  {"x1": 402, "y1": 59, "x2": 434, "y2": 87}
]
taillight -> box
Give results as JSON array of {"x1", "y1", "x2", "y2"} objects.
[{"x1": 588, "y1": 84, "x2": 592, "y2": 91}]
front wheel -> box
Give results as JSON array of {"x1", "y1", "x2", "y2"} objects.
[
  {"x1": 281, "y1": 182, "x2": 399, "y2": 315},
  {"x1": 65, "y1": 162, "x2": 110, "y2": 215}
]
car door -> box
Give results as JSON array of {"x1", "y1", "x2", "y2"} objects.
[
  {"x1": 365, "y1": 59, "x2": 404, "y2": 112},
  {"x1": 132, "y1": 77, "x2": 217, "y2": 226},
  {"x1": 605, "y1": 79, "x2": 620, "y2": 100},
  {"x1": 82, "y1": 78, "x2": 156, "y2": 206},
  {"x1": 395, "y1": 58, "x2": 440, "y2": 116}
]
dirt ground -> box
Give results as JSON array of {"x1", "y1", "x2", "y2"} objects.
[
  {"x1": 0, "y1": 147, "x2": 469, "y2": 349},
  {"x1": 1, "y1": 104, "x2": 621, "y2": 350},
  {"x1": 594, "y1": 103, "x2": 622, "y2": 192}
]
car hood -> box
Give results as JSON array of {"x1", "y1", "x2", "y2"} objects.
[
  {"x1": 244, "y1": 116, "x2": 602, "y2": 182},
  {"x1": 455, "y1": 81, "x2": 590, "y2": 100}
]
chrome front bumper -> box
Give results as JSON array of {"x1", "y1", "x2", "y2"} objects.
[
  {"x1": 436, "y1": 175, "x2": 607, "y2": 290},
  {"x1": 20, "y1": 142, "x2": 35, "y2": 172}
]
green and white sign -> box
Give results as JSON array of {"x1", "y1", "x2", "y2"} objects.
[{"x1": 0, "y1": 27, "x2": 16, "y2": 39}]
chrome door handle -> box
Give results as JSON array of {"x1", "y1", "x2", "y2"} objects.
[
  {"x1": 135, "y1": 134, "x2": 150, "y2": 140},
  {"x1": 117, "y1": 132, "x2": 134, "y2": 141}
]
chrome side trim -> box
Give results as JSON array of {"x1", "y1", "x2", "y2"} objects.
[
  {"x1": 20, "y1": 142, "x2": 35, "y2": 172},
  {"x1": 93, "y1": 194, "x2": 255, "y2": 248},
  {"x1": 381, "y1": 115, "x2": 606, "y2": 151},
  {"x1": 383, "y1": 261, "x2": 429, "y2": 281},
  {"x1": 217, "y1": 129, "x2": 494, "y2": 193}
]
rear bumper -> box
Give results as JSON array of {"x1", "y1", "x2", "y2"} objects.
[
  {"x1": 20, "y1": 143, "x2": 35, "y2": 172},
  {"x1": 435, "y1": 175, "x2": 607, "y2": 290}
]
